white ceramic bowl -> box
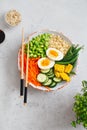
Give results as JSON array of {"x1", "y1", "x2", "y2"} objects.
[{"x1": 18, "y1": 29, "x2": 77, "y2": 92}]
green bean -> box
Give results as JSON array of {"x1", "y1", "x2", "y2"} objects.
[
  {"x1": 56, "y1": 44, "x2": 83, "y2": 65},
  {"x1": 56, "y1": 55, "x2": 78, "y2": 65}
]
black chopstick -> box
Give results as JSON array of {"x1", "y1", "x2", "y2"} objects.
[
  {"x1": 24, "y1": 86, "x2": 27, "y2": 104},
  {"x1": 20, "y1": 79, "x2": 24, "y2": 96}
]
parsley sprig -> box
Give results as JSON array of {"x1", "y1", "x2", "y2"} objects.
[{"x1": 71, "y1": 80, "x2": 87, "y2": 129}]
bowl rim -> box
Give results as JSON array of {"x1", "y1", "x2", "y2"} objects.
[{"x1": 18, "y1": 29, "x2": 77, "y2": 91}]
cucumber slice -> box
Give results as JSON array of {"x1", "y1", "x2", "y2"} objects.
[
  {"x1": 47, "y1": 69, "x2": 54, "y2": 76},
  {"x1": 47, "y1": 71, "x2": 54, "y2": 76},
  {"x1": 43, "y1": 79, "x2": 52, "y2": 86},
  {"x1": 41, "y1": 69, "x2": 50, "y2": 73},
  {"x1": 48, "y1": 68, "x2": 53, "y2": 73},
  {"x1": 53, "y1": 77, "x2": 62, "y2": 83},
  {"x1": 37, "y1": 73, "x2": 48, "y2": 83},
  {"x1": 47, "y1": 69, "x2": 53, "y2": 74},
  {"x1": 48, "y1": 74, "x2": 54, "y2": 78},
  {"x1": 49, "y1": 82, "x2": 57, "y2": 88},
  {"x1": 43, "y1": 76, "x2": 49, "y2": 84}
]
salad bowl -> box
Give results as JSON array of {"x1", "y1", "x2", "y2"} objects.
[{"x1": 18, "y1": 29, "x2": 78, "y2": 92}]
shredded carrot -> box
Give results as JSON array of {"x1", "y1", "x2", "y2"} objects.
[{"x1": 20, "y1": 51, "x2": 41, "y2": 86}]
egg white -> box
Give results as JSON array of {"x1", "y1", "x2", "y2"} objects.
[
  {"x1": 38, "y1": 57, "x2": 55, "y2": 70},
  {"x1": 46, "y1": 48, "x2": 64, "y2": 61}
]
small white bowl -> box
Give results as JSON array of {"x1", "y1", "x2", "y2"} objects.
[{"x1": 5, "y1": 9, "x2": 22, "y2": 27}]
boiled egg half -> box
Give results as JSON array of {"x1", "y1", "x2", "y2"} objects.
[
  {"x1": 38, "y1": 57, "x2": 55, "y2": 70},
  {"x1": 46, "y1": 48, "x2": 64, "y2": 61}
]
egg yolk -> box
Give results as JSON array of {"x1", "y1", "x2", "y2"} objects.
[
  {"x1": 49, "y1": 50, "x2": 58, "y2": 57},
  {"x1": 41, "y1": 58, "x2": 50, "y2": 66}
]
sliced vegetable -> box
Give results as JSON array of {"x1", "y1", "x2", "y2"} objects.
[
  {"x1": 49, "y1": 82, "x2": 57, "y2": 88},
  {"x1": 43, "y1": 77, "x2": 49, "y2": 84},
  {"x1": 41, "y1": 69, "x2": 50, "y2": 73},
  {"x1": 47, "y1": 72, "x2": 54, "y2": 76},
  {"x1": 37, "y1": 73, "x2": 48, "y2": 83},
  {"x1": 47, "y1": 69, "x2": 54, "y2": 76},
  {"x1": 53, "y1": 77, "x2": 62, "y2": 83},
  {"x1": 43, "y1": 79, "x2": 52, "y2": 86},
  {"x1": 48, "y1": 68, "x2": 53, "y2": 73},
  {"x1": 48, "y1": 74, "x2": 54, "y2": 78}
]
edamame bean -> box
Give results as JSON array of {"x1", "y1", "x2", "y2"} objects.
[{"x1": 25, "y1": 33, "x2": 51, "y2": 58}]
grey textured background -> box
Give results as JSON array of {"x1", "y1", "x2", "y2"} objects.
[{"x1": 0, "y1": 0, "x2": 87, "y2": 130}]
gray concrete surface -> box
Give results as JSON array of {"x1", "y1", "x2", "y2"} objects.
[{"x1": 0, "y1": 0, "x2": 87, "y2": 130}]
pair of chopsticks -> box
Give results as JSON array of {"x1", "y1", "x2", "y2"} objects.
[{"x1": 20, "y1": 28, "x2": 29, "y2": 104}]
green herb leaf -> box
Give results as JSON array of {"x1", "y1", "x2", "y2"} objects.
[
  {"x1": 71, "y1": 121, "x2": 76, "y2": 127},
  {"x1": 71, "y1": 80, "x2": 87, "y2": 129}
]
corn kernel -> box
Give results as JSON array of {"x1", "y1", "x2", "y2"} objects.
[
  {"x1": 55, "y1": 72, "x2": 60, "y2": 78},
  {"x1": 60, "y1": 73, "x2": 70, "y2": 82},
  {"x1": 54, "y1": 64, "x2": 65, "y2": 72},
  {"x1": 65, "y1": 64, "x2": 73, "y2": 73}
]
